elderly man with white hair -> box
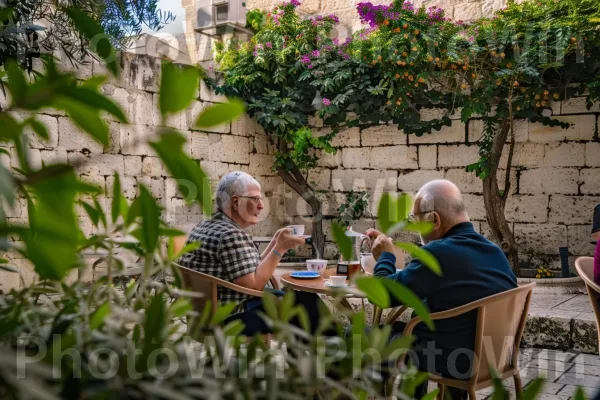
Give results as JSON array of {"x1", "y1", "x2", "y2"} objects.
[
  {"x1": 179, "y1": 171, "x2": 324, "y2": 335},
  {"x1": 366, "y1": 179, "x2": 517, "y2": 400}
]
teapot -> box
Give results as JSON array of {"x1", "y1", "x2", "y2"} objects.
[{"x1": 336, "y1": 227, "x2": 371, "y2": 276}]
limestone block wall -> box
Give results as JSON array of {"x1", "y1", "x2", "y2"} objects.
[
  {"x1": 0, "y1": 52, "x2": 273, "y2": 292},
  {"x1": 178, "y1": 0, "x2": 599, "y2": 270}
]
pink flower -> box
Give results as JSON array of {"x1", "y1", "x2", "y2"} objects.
[
  {"x1": 323, "y1": 98, "x2": 331, "y2": 106},
  {"x1": 311, "y1": 50, "x2": 321, "y2": 57},
  {"x1": 301, "y1": 55, "x2": 311, "y2": 63},
  {"x1": 308, "y1": 64, "x2": 314, "y2": 69},
  {"x1": 266, "y1": 42, "x2": 273, "y2": 48}
]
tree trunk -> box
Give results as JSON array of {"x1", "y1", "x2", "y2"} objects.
[
  {"x1": 276, "y1": 165, "x2": 325, "y2": 259},
  {"x1": 482, "y1": 120, "x2": 520, "y2": 277}
]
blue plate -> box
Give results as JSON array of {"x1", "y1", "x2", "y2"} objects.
[{"x1": 290, "y1": 271, "x2": 320, "y2": 279}]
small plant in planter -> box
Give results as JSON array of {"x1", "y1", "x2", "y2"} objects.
[{"x1": 536, "y1": 266, "x2": 554, "y2": 279}]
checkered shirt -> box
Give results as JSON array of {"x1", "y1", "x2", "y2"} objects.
[{"x1": 178, "y1": 211, "x2": 261, "y2": 305}]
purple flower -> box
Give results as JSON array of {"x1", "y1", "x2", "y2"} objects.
[
  {"x1": 312, "y1": 19, "x2": 320, "y2": 26},
  {"x1": 308, "y1": 64, "x2": 314, "y2": 69},
  {"x1": 253, "y1": 50, "x2": 258, "y2": 57},
  {"x1": 327, "y1": 14, "x2": 340, "y2": 24},
  {"x1": 266, "y1": 42, "x2": 273, "y2": 48},
  {"x1": 301, "y1": 55, "x2": 311, "y2": 64},
  {"x1": 311, "y1": 50, "x2": 321, "y2": 58},
  {"x1": 402, "y1": 1, "x2": 415, "y2": 12},
  {"x1": 290, "y1": 0, "x2": 301, "y2": 6},
  {"x1": 333, "y1": 38, "x2": 340, "y2": 45},
  {"x1": 323, "y1": 98, "x2": 331, "y2": 106}
]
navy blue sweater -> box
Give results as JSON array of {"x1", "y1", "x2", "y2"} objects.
[{"x1": 374, "y1": 222, "x2": 517, "y2": 373}]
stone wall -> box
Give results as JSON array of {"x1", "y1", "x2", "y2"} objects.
[
  {"x1": 0, "y1": 52, "x2": 270, "y2": 292},
  {"x1": 179, "y1": 0, "x2": 600, "y2": 271}
]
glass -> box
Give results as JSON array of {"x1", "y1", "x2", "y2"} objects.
[
  {"x1": 408, "y1": 210, "x2": 433, "y2": 222},
  {"x1": 238, "y1": 195, "x2": 263, "y2": 204}
]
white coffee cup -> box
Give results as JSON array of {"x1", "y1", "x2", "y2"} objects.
[
  {"x1": 288, "y1": 225, "x2": 305, "y2": 236},
  {"x1": 330, "y1": 275, "x2": 347, "y2": 286},
  {"x1": 306, "y1": 259, "x2": 327, "y2": 274}
]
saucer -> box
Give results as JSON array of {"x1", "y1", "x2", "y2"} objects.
[
  {"x1": 324, "y1": 280, "x2": 348, "y2": 288},
  {"x1": 290, "y1": 271, "x2": 320, "y2": 279}
]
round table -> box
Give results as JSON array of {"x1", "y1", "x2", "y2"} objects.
[
  {"x1": 279, "y1": 268, "x2": 370, "y2": 320},
  {"x1": 279, "y1": 268, "x2": 365, "y2": 297},
  {"x1": 279, "y1": 267, "x2": 407, "y2": 326}
]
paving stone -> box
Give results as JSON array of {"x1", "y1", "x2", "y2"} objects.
[
  {"x1": 556, "y1": 384, "x2": 596, "y2": 398},
  {"x1": 570, "y1": 353, "x2": 600, "y2": 367},
  {"x1": 553, "y1": 372, "x2": 600, "y2": 387},
  {"x1": 523, "y1": 382, "x2": 567, "y2": 395}
]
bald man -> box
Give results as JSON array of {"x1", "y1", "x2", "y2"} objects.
[{"x1": 366, "y1": 180, "x2": 517, "y2": 399}]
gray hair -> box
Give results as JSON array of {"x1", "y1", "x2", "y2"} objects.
[
  {"x1": 216, "y1": 171, "x2": 261, "y2": 210},
  {"x1": 417, "y1": 179, "x2": 468, "y2": 222}
]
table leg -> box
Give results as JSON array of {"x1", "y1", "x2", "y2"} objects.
[
  {"x1": 384, "y1": 306, "x2": 408, "y2": 325},
  {"x1": 339, "y1": 297, "x2": 355, "y2": 313},
  {"x1": 372, "y1": 306, "x2": 383, "y2": 326}
]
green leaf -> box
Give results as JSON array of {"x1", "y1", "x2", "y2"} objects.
[
  {"x1": 261, "y1": 291, "x2": 278, "y2": 320},
  {"x1": 292, "y1": 306, "x2": 310, "y2": 332},
  {"x1": 53, "y1": 96, "x2": 109, "y2": 146},
  {"x1": 420, "y1": 389, "x2": 440, "y2": 400},
  {"x1": 140, "y1": 295, "x2": 167, "y2": 368},
  {"x1": 23, "y1": 166, "x2": 81, "y2": 280},
  {"x1": 26, "y1": 118, "x2": 49, "y2": 140},
  {"x1": 63, "y1": 8, "x2": 119, "y2": 76},
  {"x1": 79, "y1": 200, "x2": 100, "y2": 227},
  {"x1": 62, "y1": 86, "x2": 127, "y2": 123},
  {"x1": 377, "y1": 193, "x2": 413, "y2": 234},
  {"x1": 159, "y1": 62, "x2": 200, "y2": 118},
  {"x1": 523, "y1": 378, "x2": 545, "y2": 400},
  {"x1": 396, "y1": 242, "x2": 441, "y2": 275},
  {"x1": 356, "y1": 276, "x2": 390, "y2": 309},
  {"x1": 194, "y1": 99, "x2": 246, "y2": 128},
  {"x1": 174, "y1": 242, "x2": 201, "y2": 260},
  {"x1": 149, "y1": 130, "x2": 212, "y2": 215},
  {"x1": 81, "y1": 75, "x2": 107, "y2": 90},
  {"x1": 5, "y1": 60, "x2": 26, "y2": 103},
  {"x1": 573, "y1": 387, "x2": 587, "y2": 400},
  {"x1": 138, "y1": 185, "x2": 160, "y2": 252},
  {"x1": 93, "y1": 197, "x2": 107, "y2": 228},
  {"x1": 90, "y1": 302, "x2": 110, "y2": 330},
  {"x1": 380, "y1": 279, "x2": 433, "y2": 330},
  {"x1": 210, "y1": 302, "x2": 238, "y2": 325},
  {"x1": 332, "y1": 221, "x2": 352, "y2": 262},
  {"x1": 169, "y1": 299, "x2": 193, "y2": 318},
  {"x1": 111, "y1": 173, "x2": 121, "y2": 223},
  {"x1": 0, "y1": 164, "x2": 16, "y2": 207},
  {"x1": 403, "y1": 222, "x2": 433, "y2": 235},
  {"x1": 279, "y1": 290, "x2": 295, "y2": 322}
]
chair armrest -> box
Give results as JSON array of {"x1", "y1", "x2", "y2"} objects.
[{"x1": 177, "y1": 264, "x2": 265, "y2": 298}]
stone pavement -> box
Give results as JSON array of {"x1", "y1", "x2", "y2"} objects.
[{"x1": 475, "y1": 348, "x2": 600, "y2": 400}]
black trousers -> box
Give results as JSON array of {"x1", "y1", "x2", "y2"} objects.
[
  {"x1": 224, "y1": 290, "x2": 325, "y2": 336},
  {"x1": 391, "y1": 321, "x2": 469, "y2": 400}
]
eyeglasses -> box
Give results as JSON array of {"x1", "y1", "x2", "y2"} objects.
[
  {"x1": 238, "y1": 195, "x2": 263, "y2": 205},
  {"x1": 408, "y1": 211, "x2": 433, "y2": 222}
]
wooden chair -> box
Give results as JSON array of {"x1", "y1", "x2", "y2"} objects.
[
  {"x1": 574, "y1": 257, "x2": 600, "y2": 355},
  {"x1": 398, "y1": 283, "x2": 536, "y2": 400},
  {"x1": 172, "y1": 225, "x2": 277, "y2": 323}
]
